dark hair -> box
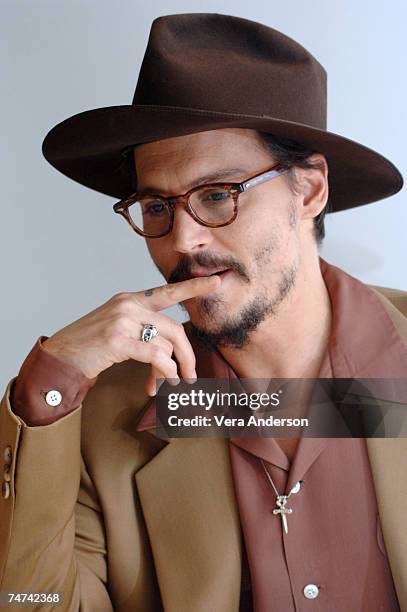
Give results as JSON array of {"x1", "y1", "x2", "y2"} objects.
[{"x1": 256, "y1": 131, "x2": 330, "y2": 245}]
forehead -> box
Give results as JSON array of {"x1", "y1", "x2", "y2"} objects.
[
  {"x1": 132, "y1": 129, "x2": 272, "y2": 197},
  {"x1": 133, "y1": 128, "x2": 268, "y2": 168}
]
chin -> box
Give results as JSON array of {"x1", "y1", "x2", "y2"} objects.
[
  {"x1": 194, "y1": 294, "x2": 231, "y2": 322},
  {"x1": 189, "y1": 310, "x2": 221, "y2": 332}
]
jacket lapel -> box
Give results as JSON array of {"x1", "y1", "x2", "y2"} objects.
[
  {"x1": 135, "y1": 432, "x2": 242, "y2": 612},
  {"x1": 366, "y1": 438, "x2": 407, "y2": 609},
  {"x1": 356, "y1": 285, "x2": 407, "y2": 609}
]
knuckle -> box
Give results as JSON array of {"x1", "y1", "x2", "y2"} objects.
[
  {"x1": 168, "y1": 319, "x2": 185, "y2": 336},
  {"x1": 166, "y1": 338, "x2": 175, "y2": 352},
  {"x1": 113, "y1": 298, "x2": 135, "y2": 317},
  {"x1": 150, "y1": 344, "x2": 165, "y2": 361},
  {"x1": 162, "y1": 283, "x2": 177, "y2": 298},
  {"x1": 151, "y1": 349, "x2": 177, "y2": 376},
  {"x1": 107, "y1": 294, "x2": 135, "y2": 317},
  {"x1": 160, "y1": 337, "x2": 174, "y2": 354},
  {"x1": 111, "y1": 291, "x2": 130, "y2": 303}
]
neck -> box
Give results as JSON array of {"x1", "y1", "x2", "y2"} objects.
[{"x1": 218, "y1": 255, "x2": 332, "y2": 380}]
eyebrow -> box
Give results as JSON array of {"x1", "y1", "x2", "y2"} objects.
[{"x1": 137, "y1": 168, "x2": 248, "y2": 197}]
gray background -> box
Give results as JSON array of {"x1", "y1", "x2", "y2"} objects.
[{"x1": 1, "y1": 0, "x2": 406, "y2": 391}]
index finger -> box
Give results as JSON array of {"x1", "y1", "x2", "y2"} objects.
[{"x1": 135, "y1": 274, "x2": 222, "y2": 311}]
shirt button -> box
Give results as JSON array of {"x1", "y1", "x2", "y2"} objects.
[
  {"x1": 2, "y1": 481, "x2": 10, "y2": 499},
  {"x1": 4, "y1": 446, "x2": 12, "y2": 463},
  {"x1": 291, "y1": 481, "x2": 301, "y2": 494},
  {"x1": 45, "y1": 390, "x2": 62, "y2": 407},
  {"x1": 303, "y1": 584, "x2": 319, "y2": 599}
]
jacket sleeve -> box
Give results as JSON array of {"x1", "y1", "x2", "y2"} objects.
[{"x1": 0, "y1": 377, "x2": 113, "y2": 612}]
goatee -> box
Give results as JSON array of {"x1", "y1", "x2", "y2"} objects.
[{"x1": 190, "y1": 265, "x2": 298, "y2": 352}]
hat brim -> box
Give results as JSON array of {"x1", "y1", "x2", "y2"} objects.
[{"x1": 42, "y1": 105, "x2": 403, "y2": 213}]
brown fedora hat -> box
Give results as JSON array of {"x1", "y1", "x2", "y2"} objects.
[{"x1": 42, "y1": 12, "x2": 403, "y2": 213}]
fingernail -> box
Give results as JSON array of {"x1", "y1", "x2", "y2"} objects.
[
  {"x1": 168, "y1": 377, "x2": 180, "y2": 386},
  {"x1": 185, "y1": 371, "x2": 198, "y2": 384},
  {"x1": 154, "y1": 379, "x2": 164, "y2": 394}
]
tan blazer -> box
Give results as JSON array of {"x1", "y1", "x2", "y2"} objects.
[{"x1": 0, "y1": 285, "x2": 406, "y2": 612}]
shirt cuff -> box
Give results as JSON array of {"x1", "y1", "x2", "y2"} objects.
[{"x1": 10, "y1": 336, "x2": 98, "y2": 426}]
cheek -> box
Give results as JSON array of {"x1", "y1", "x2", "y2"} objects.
[
  {"x1": 241, "y1": 207, "x2": 283, "y2": 253},
  {"x1": 146, "y1": 240, "x2": 159, "y2": 266},
  {"x1": 146, "y1": 239, "x2": 175, "y2": 275},
  {"x1": 238, "y1": 192, "x2": 276, "y2": 229},
  {"x1": 146, "y1": 239, "x2": 159, "y2": 259},
  {"x1": 248, "y1": 193, "x2": 298, "y2": 243}
]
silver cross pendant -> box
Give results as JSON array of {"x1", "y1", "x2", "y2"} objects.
[{"x1": 272, "y1": 495, "x2": 293, "y2": 534}]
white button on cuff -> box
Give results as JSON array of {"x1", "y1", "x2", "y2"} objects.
[
  {"x1": 303, "y1": 584, "x2": 319, "y2": 599},
  {"x1": 45, "y1": 390, "x2": 62, "y2": 407}
]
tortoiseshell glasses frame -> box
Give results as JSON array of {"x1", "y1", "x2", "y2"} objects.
[{"x1": 113, "y1": 162, "x2": 289, "y2": 238}]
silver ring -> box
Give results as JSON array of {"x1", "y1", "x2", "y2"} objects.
[{"x1": 141, "y1": 323, "x2": 159, "y2": 342}]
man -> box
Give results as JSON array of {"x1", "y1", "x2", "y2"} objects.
[{"x1": 0, "y1": 12, "x2": 406, "y2": 612}]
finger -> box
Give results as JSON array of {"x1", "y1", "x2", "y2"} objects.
[
  {"x1": 133, "y1": 317, "x2": 196, "y2": 380},
  {"x1": 145, "y1": 366, "x2": 167, "y2": 397},
  {"x1": 145, "y1": 369, "x2": 155, "y2": 397},
  {"x1": 122, "y1": 337, "x2": 180, "y2": 383},
  {"x1": 137, "y1": 329, "x2": 185, "y2": 378},
  {"x1": 133, "y1": 275, "x2": 221, "y2": 312},
  {"x1": 147, "y1": 314, "x2": 197, "y2": 380},
  {"x1": 147, "y1": 334, "x2": 174, "y2": 356},
  {"x1": 149, "y1": 365, "x2": 169, "y2": 395},
  {"x1": 128, "y1": 319, "x2": 173, "y2": 356},
  {"x1": 145, "y1": 362, "x2": 180, "y2": 396}
]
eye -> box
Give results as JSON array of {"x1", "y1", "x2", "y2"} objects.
[
  {"x1": 142, "y1": 201, "x2": 166, "y2": 216},
  {"x1": 201, "y1": 189, "x2": 231, "y2": 202}
]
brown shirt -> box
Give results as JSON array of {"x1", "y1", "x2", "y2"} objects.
[
  {"x1": 10, "y1": 257, "x2": 406, "y2": 610},
  {"x1": 223, "y1": 257, "x2": 406, "y2": 611}
]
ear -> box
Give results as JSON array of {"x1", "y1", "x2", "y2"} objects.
[{"x1": 295, "y1": 153, "x2": 329, "y2": 220}]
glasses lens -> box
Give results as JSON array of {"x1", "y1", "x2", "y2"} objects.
[
  {"x1": 189, "y1": 187, "x2": 235, "y2": 224},
  {"x1": 128, "y1": 197, "x2": 171, "y2": 236}
]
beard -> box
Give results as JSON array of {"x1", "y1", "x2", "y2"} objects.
[
  {"x1": 189, "y1": 264, "x2": 298, "y2": 352},
  {"x1": 164, "y1": 224, "x2": 299, "y2": 351}
]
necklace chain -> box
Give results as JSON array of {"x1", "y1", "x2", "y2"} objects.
[{"x1": 260, "y1": 458, "x2": 293, "y2": 499}]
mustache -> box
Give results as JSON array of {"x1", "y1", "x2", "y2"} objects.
[{"x1": 167, "y1": 252, "x2": 250, "y2": 284}]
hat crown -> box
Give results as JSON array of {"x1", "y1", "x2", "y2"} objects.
[{"x1": 132, "y1": 13, "x2": 327, "y2": 129}]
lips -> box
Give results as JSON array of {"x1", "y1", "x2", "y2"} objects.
[{"x1": 190, "y1": 267, "x2": 230, "y2": 278}]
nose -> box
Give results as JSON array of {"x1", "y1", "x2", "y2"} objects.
[{"x1": 170, "y1": 201, "x2": 212, "y2": 253}]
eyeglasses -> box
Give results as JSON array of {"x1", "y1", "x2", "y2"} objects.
[{"x1": 113, "y1": 162, "x2": 289, "y2": 238}]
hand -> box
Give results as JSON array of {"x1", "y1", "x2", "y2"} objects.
[{"x1": 42, "y1": 275, "x2": 221, "y2": 396}]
